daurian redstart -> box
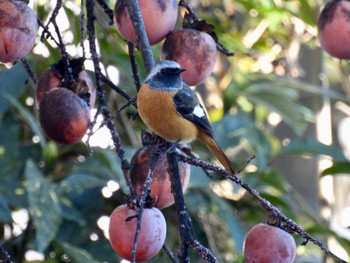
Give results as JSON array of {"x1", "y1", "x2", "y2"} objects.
[{"x1": 137, "y1": 60, "x2": 236, "y2": 175}]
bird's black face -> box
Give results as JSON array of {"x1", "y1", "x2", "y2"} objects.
[
  {"x1": 160, "y1": 67, "x2": 186, "y2": 76},
  {"x1": 146, "y1": 65, "x2": 185, "y2": 91}
]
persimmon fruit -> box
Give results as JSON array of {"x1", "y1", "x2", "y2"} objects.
[
  {"x1": 114, "y1": 0, "x2": 178, "y2": 45},
  {"x1": 243, "y1": 223, "x2": 296, "y2": 263},
  {"x1": 318, "y1": 0, "x2": 350, "y2": 59},
  {"x1": 161, "y1": 29, "x2": 217, "y2": 86},
  {"x1": 0, "y1": 0, "x2": 38, "y2": 63},
  {"x1": 39, "y1": 87, "x2": 91, "y2": 144},
  {"x1": 130, "y1": 145, "x2": 191, "y2": 209},
  {"x1": 109, "y1": 204, "x2": 166, "y2": 262}
]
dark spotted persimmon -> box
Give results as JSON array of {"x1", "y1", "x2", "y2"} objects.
[
  {"x1": 39, "y1": 88, "x2": 91, "y2": 145},
  {"x1": 130, "y1": 145, "x2": 191, "y2": 209},
  {"x1": 0, "y1": 0, "x2": 38, "y2": 63},
  {"x1": 161, "y1": 29, "x2": 217, "y2": 86},
  {"x1": 114, "y1": 0, "x2": 178, "y2": 45},
  {"x1": 109, "y1": 204, "x2": 166, "y2": 262}
]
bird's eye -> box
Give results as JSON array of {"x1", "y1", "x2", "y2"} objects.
[{"x1": 160, "y1": 68, "x2": 167, "y2": 75}]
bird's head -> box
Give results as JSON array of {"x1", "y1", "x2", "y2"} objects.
[{"x1": 144, "y1": 60, "x2": 186, "y2": 91}]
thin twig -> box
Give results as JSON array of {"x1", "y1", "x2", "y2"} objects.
[
  {"x1": 38, "y1": 19, "x2": 60, "y2": 46},
  {"x1": 163, "y1": 244, "x2": 179, "y2": 263},
  {"x1": 80, "y1": 0, "x2": 86, "y2": 59},
  {"x1": 131, "y1": 152, "x2": 160, "y2": 262},
  {"x1": 46, "y1": 0, "x2": 74, "y2": 82},
  {"x1": 100, "y1": 74, "x2": 134, "y2": 102},
  {"x1": 128, "y1": 42, "x2": 141, "y2": 91},
  {"x1": 95, "y1": 0, "x2": 114, "y2": 25},
  {"x1": 86, "y1": 0, "x2": 131, "y2": 182},
  {"x1": 116, "y1": 95, "x2": 137, "y2": 114},
  {"x1": 21, "y1": 58, "x2": 37, "y2": 84}
]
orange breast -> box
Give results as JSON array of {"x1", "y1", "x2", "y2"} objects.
[{"x1": 137, "y1": 84, "x2": 198, "y2": 142}]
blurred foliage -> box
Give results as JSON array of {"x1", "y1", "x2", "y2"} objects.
[{"x1": 0, "y1": 0, "x2": 350, "y2": 262}]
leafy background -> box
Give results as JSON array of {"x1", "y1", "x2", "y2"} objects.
[{"x1": 0, "y1": 0, "x2": 350, "y2": 262}]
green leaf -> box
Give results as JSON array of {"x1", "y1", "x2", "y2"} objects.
[
  {"x1": 242, "y1": 126, "x2": 272, "y2": 169},
  {"x1": 187, "y1": 166, "x2": 212, "y2": 188},
  {"x1": 299, "y1": 0, "x2": 317, "y2": 26},
  {"x1": 60, "y1": 242, "x2": 100, "y2": 263},
  {"x1": 4, "y1": 94, "x2": 47, "y2": 148},
  {"x1": 25, "y1": 160, "x2": 61, "y2": 252},
  {"x1": 59, "y1": 196, "x2": 85, "y2": 223},
  {"x1": 0, "y1": 64, "x2": 27, "y2": 115},
  {"x1": 213, "y1": 112, "x2": 255, "y2": 149},
  {"x1": 211, "y1": 194, "x2": 246, "y2": 252},
  {"x1": 272, "y1": 78, "x2": 350, "y2": 103},
  {"x1": 187, "y1": 189, "x2": 245, "y2": 255},
  {"x1": 56, "y1": 173, "x2": 106, "y2": 195},
  {"x1": 213, "y1": 112, "x2": 272, "y2": 169},
  {"x1": 244, "y1": 83, "x2": 309, "y2": 134},
  {"x1": 279, "y1": 139, "x2": 347, "y2": 162},
  {"x1": 321, "y1": 162, "x2": 350, "y2": 177},
  {"x1": 89, "y1": 147, "x2": 132, "y2": 191},
  {"x1": 0, "y1": 193, "x2": 12, "y2": 223}
]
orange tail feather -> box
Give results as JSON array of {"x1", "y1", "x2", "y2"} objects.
[{"x1": 198, "y1": 132, "x2": 237, "y2": 175}]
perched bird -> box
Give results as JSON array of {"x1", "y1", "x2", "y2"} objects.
[{"x1": 137, "y1": 60, "x2": 236, "y2": 174}]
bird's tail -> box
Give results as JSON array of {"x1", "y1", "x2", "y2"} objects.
[{"x1": 198, "y1": 132, "x2": 237, "y2": 175}]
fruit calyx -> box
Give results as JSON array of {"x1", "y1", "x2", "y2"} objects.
[{"x1": 50, "y1": 57, "x2": 92, "y2": 106}]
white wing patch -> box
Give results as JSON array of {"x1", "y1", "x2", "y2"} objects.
[{"x1": 193, "y1": 104, "x2": 206, "y2": 118}]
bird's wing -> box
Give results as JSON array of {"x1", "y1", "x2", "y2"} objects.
[{"x1": 173, "y1": 84, "x2": 214, "y2": 137}]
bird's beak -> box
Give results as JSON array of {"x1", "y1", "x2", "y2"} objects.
[{"x1": 179, "y1": 68, "x2": 186, "y2": 74}]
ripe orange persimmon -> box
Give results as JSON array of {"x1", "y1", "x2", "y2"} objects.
[
  {"x1": 318, "y1": 0, "x2": 350, "y2": 59},
  {"x1": 130, "y1": 145, "x2": 191, "y2": 209},
  {"x1": 109, "y1": 204, "x2": 166, "y2": 262},
  {"x1": 161, "y1": 29, "x2": 217, "y2": 86},
  {"x1": 243, "y1": 223, "x2": 296, "y2": 263},
  {"x1": 114, "y1": 0, "x2": 178, "y2": 45}
]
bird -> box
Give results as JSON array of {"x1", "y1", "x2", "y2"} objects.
[{"x1": 137, "y1": 60, "x2": 236, "y2": 175}]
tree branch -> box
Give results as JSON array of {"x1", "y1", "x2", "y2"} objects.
[
  {"x1": 0, "y1": 246, "x2": 14, "y2": 263},
  {"x1": 124, "y1": 0, "x2": 155, "y2": 73},
  {"x1": 167, "y1": 149, "x2": 217, "y2": 263}
]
